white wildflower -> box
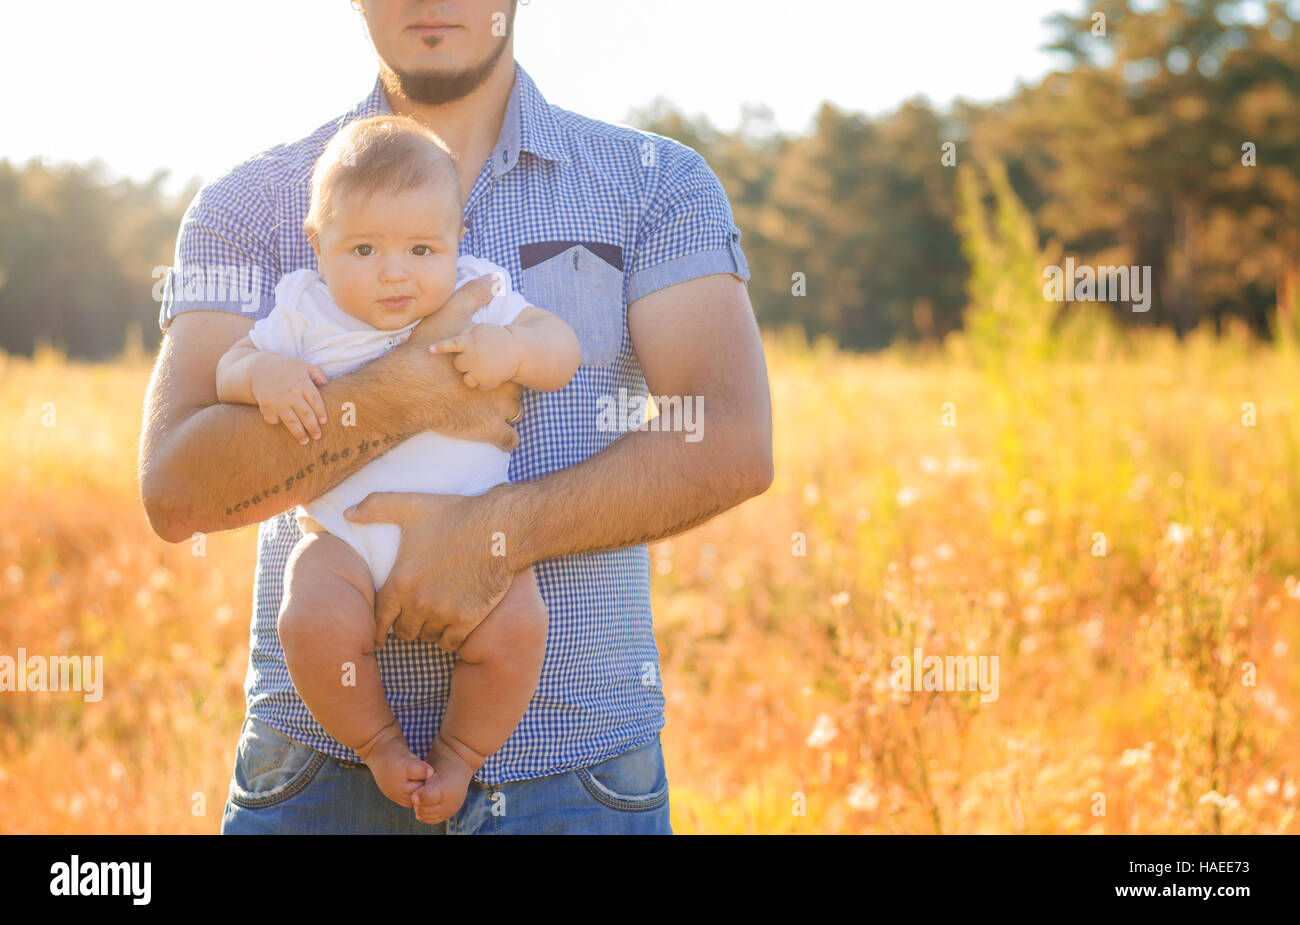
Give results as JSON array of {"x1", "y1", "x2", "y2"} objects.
[{"x1": 806, "y1": 714, "x2": 838, "y2": 750}]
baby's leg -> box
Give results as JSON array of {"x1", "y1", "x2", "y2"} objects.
[
  {"x1": 278, "y1": 531, "x2": 432, "y2": 808},
  {"x1": 412, "y1": 565, "x2": 547, "y2": 825}
]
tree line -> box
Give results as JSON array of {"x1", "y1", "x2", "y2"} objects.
[{"x1": 1, "y1": 0, "x2": 1296, "y2": 359}]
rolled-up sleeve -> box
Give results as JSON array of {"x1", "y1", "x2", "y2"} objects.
[
  {"x1": 158, "y1": 166, "x2": 281, "y2": 332},
  {"x1": 625, "y1": 142, "x2": 750, "y2": 305}
]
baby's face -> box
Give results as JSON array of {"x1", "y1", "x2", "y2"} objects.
[{"x1": 313, "y1": 182, "x2": 462, "y2": 331}]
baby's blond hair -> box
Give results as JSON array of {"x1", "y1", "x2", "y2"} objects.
[{"x1": 305, "y1": 114, "x2": 461, "y2": 243}]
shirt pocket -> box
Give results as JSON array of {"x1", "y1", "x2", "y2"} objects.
[{"x1": 519, "y1": 241, "x2": 624, "y2": 368}]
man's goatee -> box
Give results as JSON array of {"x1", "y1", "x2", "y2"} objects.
[{"x1": 380, "y1": 33, "x2": 510, "y2": 107}]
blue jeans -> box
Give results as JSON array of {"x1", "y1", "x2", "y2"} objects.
[{"x1": 219, "y1": 715, "x2": 672, "y2": 834}]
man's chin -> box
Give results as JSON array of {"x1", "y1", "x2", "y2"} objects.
[
  {"x1": 392, "y1": 62, "x2": 460, "y2": 88},
  {"x1": 380, "y1": 37, "x2": 508, "y2": 106}
]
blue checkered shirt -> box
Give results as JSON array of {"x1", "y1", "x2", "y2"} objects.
[{"x1": 159, "y1": 60, "x2": 750, "y2": 783}]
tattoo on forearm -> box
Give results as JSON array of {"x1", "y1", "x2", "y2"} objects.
[{"x1": 223, "y1": 432, "x2": 411, "y2": 518}]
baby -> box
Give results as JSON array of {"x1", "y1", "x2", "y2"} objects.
[{"x1": 215, "y1": 115, "x2": 580, "y2": 824}]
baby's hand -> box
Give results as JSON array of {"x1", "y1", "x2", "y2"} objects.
[
  {"x1": 249, "y1": 353, "x2": 329, "y2": 444},
  {"x1": 428, "y1": 323, "x2": 522, "y2": 391}
]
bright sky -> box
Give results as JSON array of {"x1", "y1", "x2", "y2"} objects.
[{"x1": 1, "y1": 0, "x2": 1082, "y2": 194}]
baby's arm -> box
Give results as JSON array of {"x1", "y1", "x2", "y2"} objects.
[
  {"x1": 216, "y1": 335, "x2": 329, "y2": 444},
  {"x1": 504, "y1": 307, "x2": 581, "y2": 391},
  {"x1": 429, "y1": 306, "x2": 580, "y2": 393}
]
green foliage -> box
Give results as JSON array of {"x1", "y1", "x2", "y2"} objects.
[
  {"x1": 979, "y1": 0, "x2": 1300, "y2": 337},
  {"x1": 956, "y1": 159, "x2": 1122, "y2": 375},
  {"x1": 956, "y1": 160, "x2": 1057, "y2": 371},
  {"x1": 0, "y1": 159, "x2": 195, "y2": 359}
]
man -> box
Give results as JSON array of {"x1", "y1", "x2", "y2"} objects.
[{"x1": 138, "y1": 0, "x2": 773, "y2": 834}]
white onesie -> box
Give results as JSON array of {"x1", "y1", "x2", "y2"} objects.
[{"x1": 248, "y1": 254, "x2": 530, "y2": 590}]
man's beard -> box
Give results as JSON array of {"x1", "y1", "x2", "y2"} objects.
[{"x1": 379, "y1": 29, "x2": 511, "y2": 107}]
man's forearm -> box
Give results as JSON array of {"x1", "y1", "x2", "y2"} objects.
[
  {"x1": 487, "y1": 414, "x2": 772, "y2": 571},
  {"x1": 148, "y1": 345, "x2": 459, "y2": 539}
]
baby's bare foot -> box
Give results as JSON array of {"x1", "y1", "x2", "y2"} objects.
[
  {"x1": 411, "y1": 734, "x2": 482, "y2": 825},
  {"x1": 355, "y1": 722, "x2": 433, "y2": 808}
]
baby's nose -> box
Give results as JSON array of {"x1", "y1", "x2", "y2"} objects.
[{"x1": 378, "y1": 257, "x2": 409, "y2": 281}]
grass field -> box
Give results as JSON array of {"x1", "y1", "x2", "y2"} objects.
[{"x1": 1, "y1": 324, "x2": 1298, "y2": 833}]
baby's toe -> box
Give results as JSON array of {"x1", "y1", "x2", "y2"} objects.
[
  {"x1": 414, "y1": 800, "x2": 446, "y2": 824},
  {"x1": 405, "y1": 757, "x2": 434, "y2": 781},
  {"x1": 402, "y1": 778, "x2": 426, "y2": 799},
  {"x1": 412, "y1": 780, "x2": 441, "y2": 805}
]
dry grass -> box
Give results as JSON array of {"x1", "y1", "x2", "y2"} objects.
[{"x1": 1, "y1": 325, "x2": 1297, "y2": 833}]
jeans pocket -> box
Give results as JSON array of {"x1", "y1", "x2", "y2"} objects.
[
  {"x1": 519, "y1": 241, "x2": 625, "y2": 368},
  {"x1": 574, "y1": 737, "x2": 669, "y2": 812},
  {"x1": 227, "y1": 715, "x2": 328, "y2": 810}
]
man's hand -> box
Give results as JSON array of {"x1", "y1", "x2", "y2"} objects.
[
  {"x1": 452, "y1": 381, "x2": 524, "y2": 450},
  {"x1": 405, "y1": 275, "x2": 491, "y2": 346},
  {"x1": 342, "y1": 491, "x2": 514, "y2": 652},
  {"x1": 396, "y1": 275, "x2": 525, "y2": 451}
]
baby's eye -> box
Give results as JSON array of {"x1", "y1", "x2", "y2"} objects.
[
  {"x1": 410, "y1": 244, "x2": 432, "y2": 256},
  {"x1": 352, "y1": 244, "x2": 373, "y2": 257}
]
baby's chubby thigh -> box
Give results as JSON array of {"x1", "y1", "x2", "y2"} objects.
[
  {"x1": 456, "y1": 565, "x2": 549, "y2": 668},
  {"x1": 277, "y1": 530, "x2": 379, "y2": 663}
]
